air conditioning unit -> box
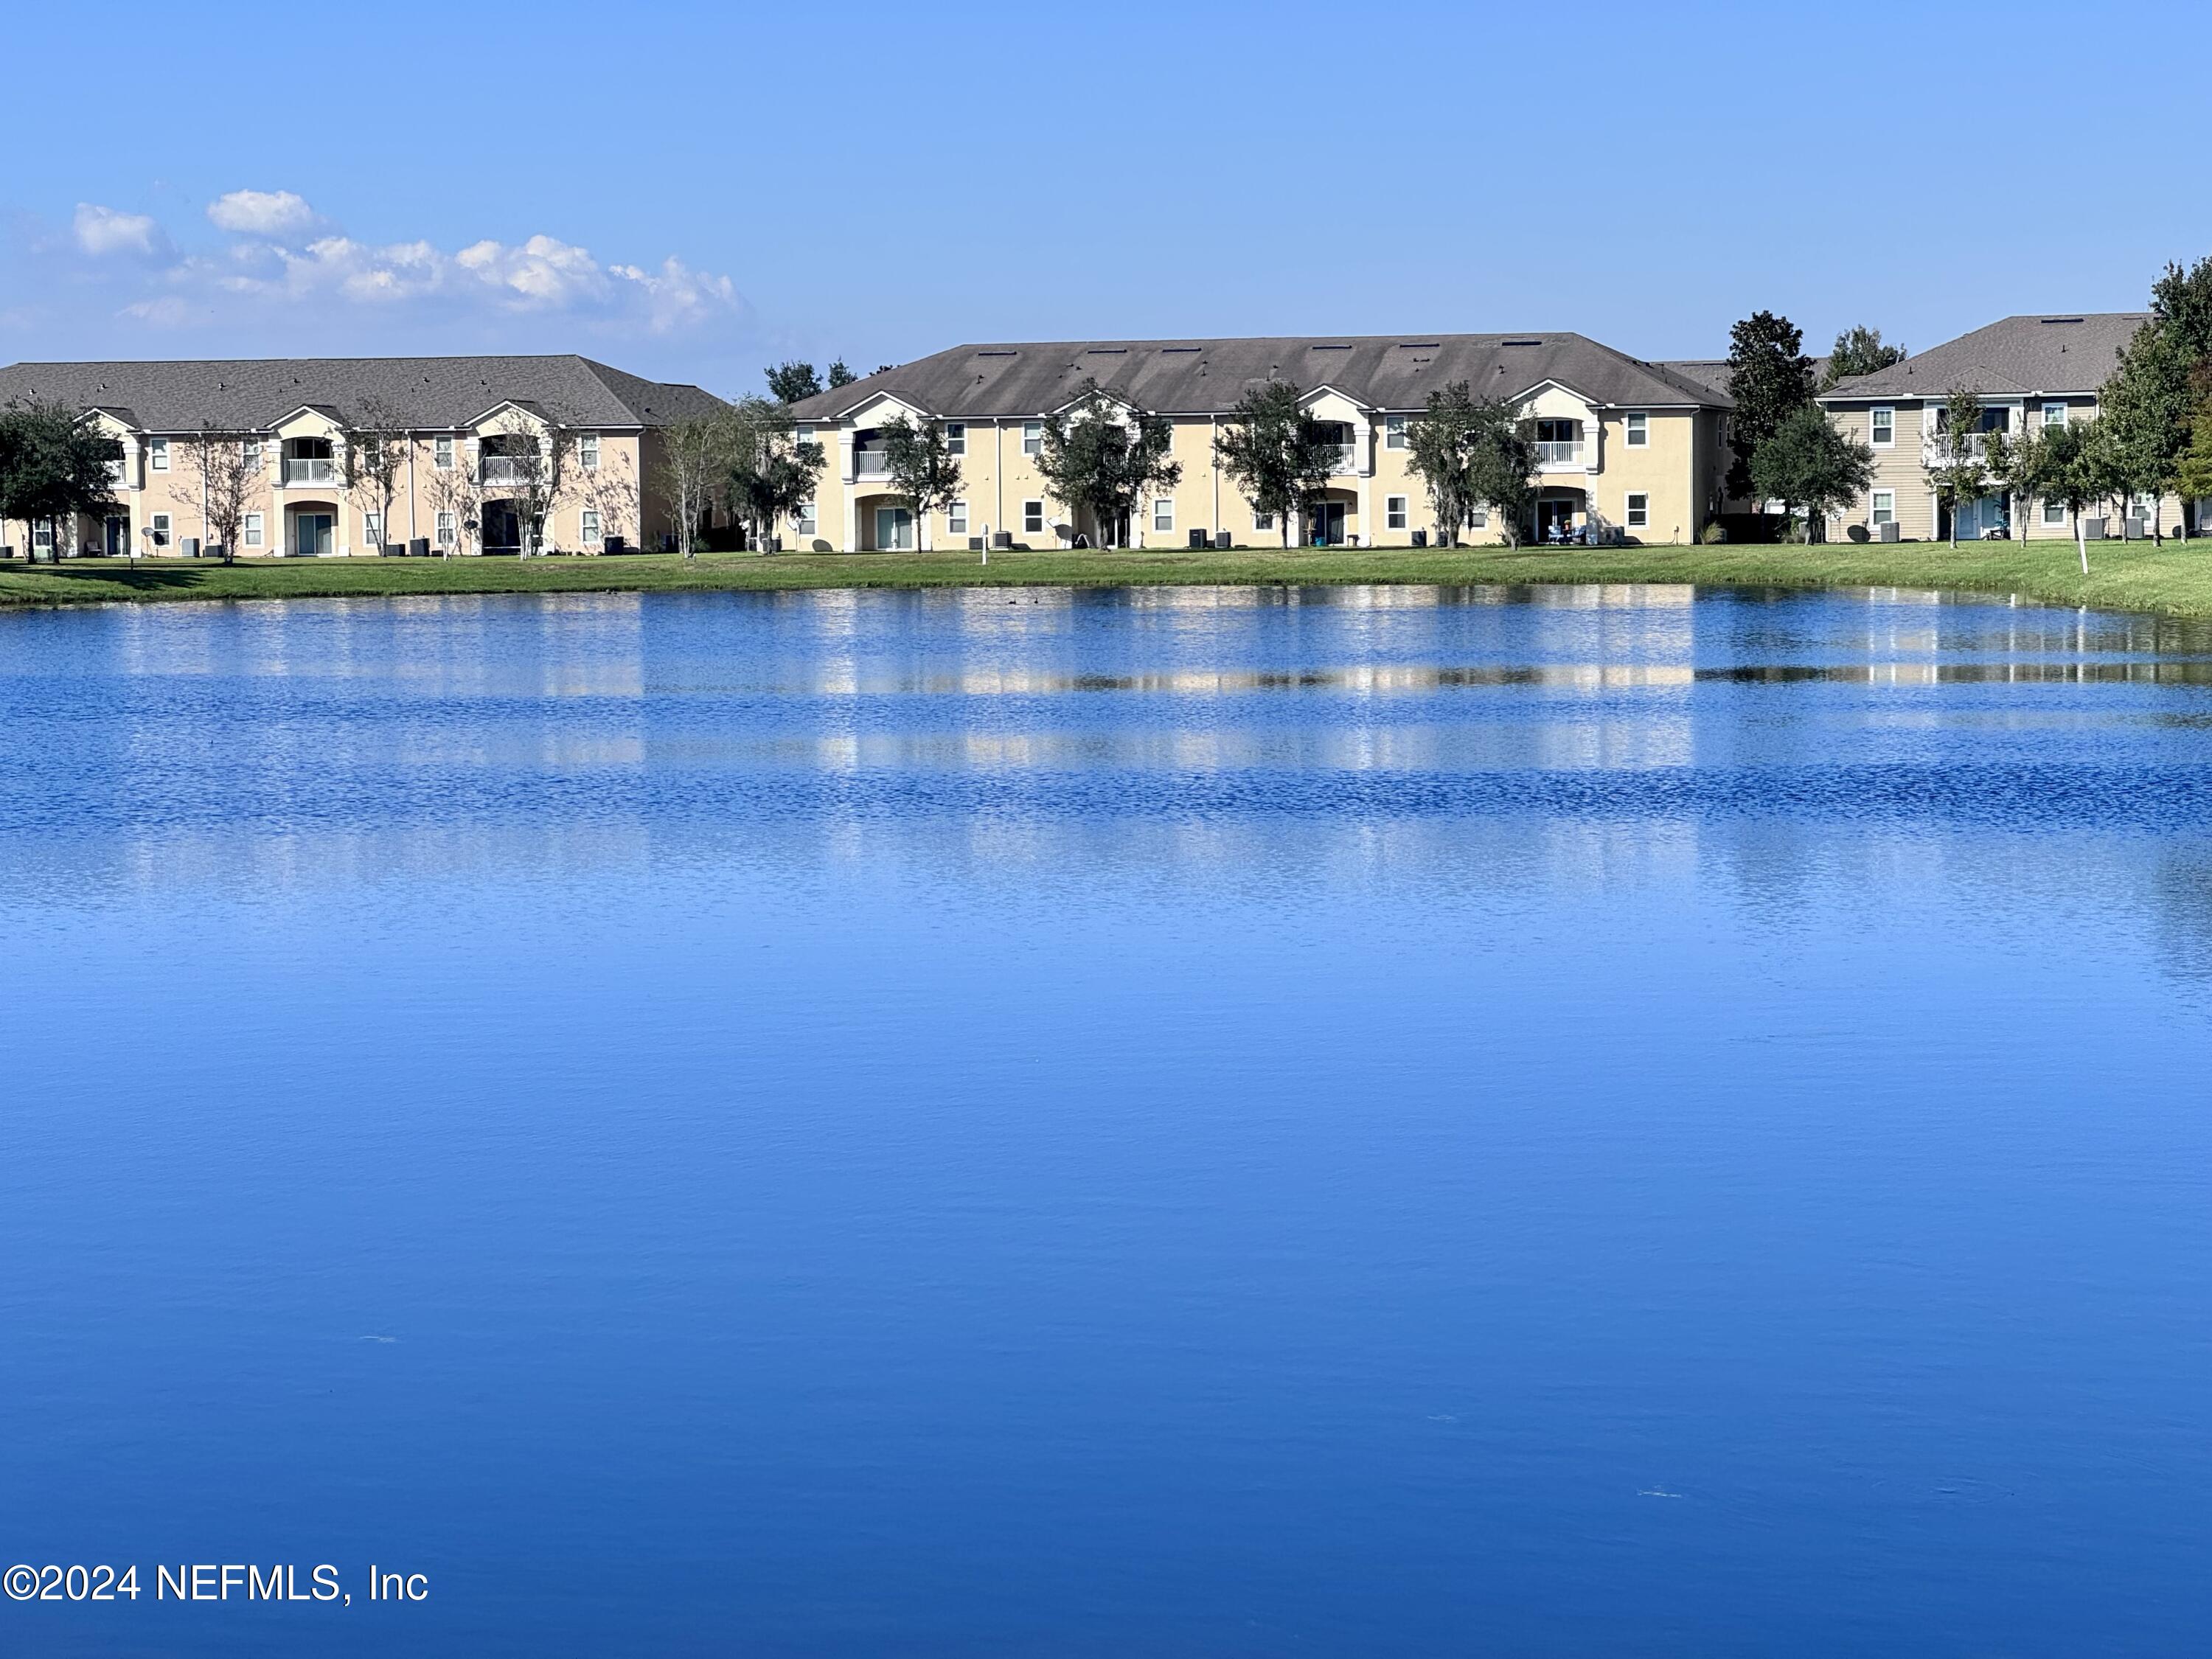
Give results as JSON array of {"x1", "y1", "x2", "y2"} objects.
[
  {"x1": 602, "y1": 535, "x2": 624, "y2": 556},
  {"x1": 411, "y1": 537, "x2": 432, "y2": 557},
  {"x1": 1411, "y1": 529, "x2": 1427, "y2": 547},
  {"x1": 1877, "y1": 521, "x2": 1901, "y2": 542},
  {"x1": 1212, "y1": 529, "x2": 1231, "y2": 550},
  {"x1": 1189, "y1": 528, "x2": 1208, "y2": 549},
  {"x1": 179, "y1": 535, "x2": 200, "y2": 557},
  {"x1": 2081, "y1": 516, "x2": 2107, "y2": 540},
  {"x1": 968, "y1": 535, "x2": 985, "y2": 552},
  {"x1": 992, "y1": 531, "x2": 1012, "y2": 549}
]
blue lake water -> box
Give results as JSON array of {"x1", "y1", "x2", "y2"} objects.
[{"x1": 3, "y1": 582, "x2": 2210, "y2": 1657}]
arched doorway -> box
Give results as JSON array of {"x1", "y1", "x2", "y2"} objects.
[
  {"x1": 481, "y1": 499, "x2": 524, "y2": 554},
  {"x1": 856, "y1": 495, "x2": 914, "y2": 552},
  {"x1": 1534, "y1": 489, "x2": 1587, "y2": 544},
  {"x1": 287, "y1": 501, "x2": 338, "y2": 557}
]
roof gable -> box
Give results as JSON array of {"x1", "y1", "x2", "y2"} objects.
[{"x1": 1820, "y1": 313, "x2": 2148, "y2": 402}]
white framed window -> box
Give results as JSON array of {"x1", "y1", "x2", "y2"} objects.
[
  {"x1": 945, "y1": 422, "x2": 966, "y2": 456},
  {"x1": 947, "y1": 499, "x2": 968, "y2": 535},
  {"x1": 1870, "y1": 407, "x2": 1894, "y2": 448},
  {"x1": 436, "y1": 510, "x2": 456, "y2": 546},
  {"x1": 242, "y1": 438, "x2": 262, "y2": 471},
  {"x1": 1872, "y1": 490, "x2": 1896, "y2": 526},
  {"x1": 1625, "y1": 411, "x2": 1649, "y2": 448},
  {"x1": 1384, "y1": 415, "x2": 1407, "y2": 450},
  {"x1": 1626, "y1": 492, "x2": 1649, "y2": 529},
  {"x1": 580, "y1": 509, "x2": 600, "y2": 547},
  {"x1": 364, "y1": 512, "x2": 383, "y2": 545},
  {"x1": 2042, "y1": 498, "x2": 2065, "y2": 526},
  {"x1": 150, "y1": 512, "x2": 170, "y2": 546},
  {"x1": 1253, "y1": 509, "x2": 1274, "y2": 532},
  {"x1": 1021, "y1": 420, "x2": 1043, "y2": 456},
  {"x1": 434, "y1": 435, "x2": 454, "y2": 470},
  {"x1": 2042, "y1": 401, "x2": 2067, "y2": 429},
  {"x1": 1022, "y1": 499, "x2": 1044, "y2": 535},
  {"x1": 579, "y1": 434, "x2": 600, "y2": 472},
  {"x1": 1468, "y1": 507, "x2": 1489, "y2": 529},
  {"x1": 243, "y1": 512, "x2": 263, "y2": 547},
  {"x1": 32, "y1": 521, "x2": 52, "y2": 548},
  {"x1": 150, "y1": 437, "x2": 169, "y2": 472},
  {"x1": 1152, "y1": 496, "x2": 1173, "y2": 532},
  {"x1": 1385, "y1": 495, "x2": 1408, "y2": 532},
  {"x1": 796, "y1": 501, "x2": 817, "y2": 535}
]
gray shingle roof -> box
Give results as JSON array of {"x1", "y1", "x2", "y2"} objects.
[
  {"x1": 1818, "y1": 313, "x2": 2149, "y2": 402},
  {"x1": 791, "y1": 333, "x2": 1732, "y2": 421},
  {"x1": 0, "y1": 355, "x2": 728, "y2": 433}
]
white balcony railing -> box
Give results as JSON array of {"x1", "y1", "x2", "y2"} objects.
[
  {"x1": 480, "y1": 456, "x2": 528, "y2": 484},
  {"x1": 1535, "y1": 439, "x2": 1584, "y2": 467},
  {"x1": 1325, "y1": 445, "x2": 1356, "y2": 473},
  {"x1": 282, "y1": 457, "x2": 334, "y2": 484},
  {"x1": 854, "y1": 453, "x2": 890, "y2": 478}
]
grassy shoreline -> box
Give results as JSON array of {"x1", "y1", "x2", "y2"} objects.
[{"x1": 3, "y1": 540, "x2": 2210, "y2": 619}]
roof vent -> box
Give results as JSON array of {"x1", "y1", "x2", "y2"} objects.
[
  {"x1": 1397, "y1": 342, "x2": 1440, "y2": 349},
  {"x1": 1160, "y1": 346, "x2": 1200, "y2": 354},
  {"x1": 1085, "y1": 347, "x2": 1127, "y2": 355},
  {"x1": 2040, "y1": 316, "x2": 2084, "y2": 325},
  {"x1": 1310, "y1": 343, "x2": 1351, "y2": 350},
  {"x1": 975, "y1": 349, "x2": 1017, "y2": 357},
  {"x1": 1502, "y1": 338, "x2": 1543, "y2": 347}
]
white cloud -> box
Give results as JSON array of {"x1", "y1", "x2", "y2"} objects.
[
  {"x1": 610, "y1": 257, "x2": 741, "y2": 335},
  {"x1": 206, "y1": 189, "x2": 318, "y2": 238},
  {"x1": 74, "y1": 204, "x2": 165, "y2": 258},
  {"x1": 455, "y1": 234, "x2": 613, "y2": 310}
]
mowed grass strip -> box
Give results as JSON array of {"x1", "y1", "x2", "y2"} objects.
[{"x1": 4, "y1": 540, "x2": 2211, "y2": 619}]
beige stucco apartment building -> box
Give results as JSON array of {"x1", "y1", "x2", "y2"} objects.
[
  {"x1": 0, "y1": 355, "x2": 726, "y2": 559},
  {"x1": 1818, "y1": 313, "x2": 2199, "y2": 542},
  {"x1": 785, "y1": 334, "x2": 1733, "y2": 552}
]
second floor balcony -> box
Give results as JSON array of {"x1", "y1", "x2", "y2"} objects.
[
  {"x1": 282, "y1": 456, "x2": 335, "y2": 484},
  {"x1": 481, "y1": 456, "x2": 529, "y2": 485},
  {"x1": 1534, "y1": 439, "x2": 1584, "y2": 467}
]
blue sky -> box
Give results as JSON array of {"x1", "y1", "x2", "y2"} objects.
[{"x1": 4, "y1": 0, "x2": 2206, "y2": 401}]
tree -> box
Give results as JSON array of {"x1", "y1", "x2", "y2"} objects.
[
  {"x1": 1924, "y1": 387, "x2": 1991, "y2": 549},
  {"x1": 1725, "y1": 311, "x2": 1817, "y2": 498},
  {"x1": 579, "y1": 443, "x2": 641, "y2": 554},
  {"x1": 339, "y1": 398, "x2": 408, "y2": 557},
  {"x1": 1404, "y1": 382, "x2": 1484, "y2": 545},
  {"x1": 1823, "y1": 325, "x2": 1907, "y2": 388},
  {"x1": 484, "y1": 413, "x2": 574, "y2": 556},
  {"x1": 2176, "y1": 394, "x2": 2212, "y2": 521},
  {"x1": 827, "y1": 360, "x2": 858, "y2": 389},
  {"x1": 765, "y1": 361, "x2": 824, "y2": 405},
  {"x1": 1749, "y1": 406, "x2": 1875, "y2": 543},
  {"x1": 425, "y1": 447, "x2": 481, "y2": 560},
  {"x1": 728, "y1": 396, "x2": 827, "y2": 552},
  {"x1": 2101, "y1": 321, "x2": 2194, "y2": 542},
  {"x1": 657, "y1": 412, "x2": 732, "y2": 557},
  {"x1": 2037, "y1": 415, "x2": 2110, "y2": 575},
  {"x1": 2150, "y1": 254, "x2": 2212, "y2": 366},
  {"x1": 1463, "y1": 397, "x2": 1541, "y2": 547},
  {"x1": 190, "y1": 427, "x2": 263, "y2": 565},
  {"x1": 0, "y1": 401, "x2": 122, "y2": 560},
  {"x1": 1031, "y1": 380, "x2": 1180, "y2": 549},
  {"x1": 1213, "y1": 380, "x2": 1335, "y2": 548},
  {"x1": 1983, "y1": 425, "x2": 2049, "y2": 552}
]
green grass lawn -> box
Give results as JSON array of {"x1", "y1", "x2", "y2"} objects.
[{"x1": 4, "y1": 539, "x2": 2211, "y2": 618}]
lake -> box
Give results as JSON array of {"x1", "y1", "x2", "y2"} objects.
[{"x1": 3, "y1": 582, "x2": 2209, "y2": 1657}]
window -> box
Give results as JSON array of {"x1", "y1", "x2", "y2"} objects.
[
  {"x1": 945, "y1": 422, "x2": 966, "y2": 456},
  {"x1": 150, "y1": 437, "x2": 169, "y2": 472},
  {"x1": 243, "y1": 512, "x2": 263, "y2": 547},
  {"x1": 948, "y1": 500, "x2": 968, "y2": 535},
  {"x1": 1253, "y1": 509, "x2": 1274, "y2": 532},
  {"x1": 150, "y1": 512, "x2": 170, "y2": 546},
  {"x1": 243, "y1": 439, "x2": 262, "y2": 471},
  {"x1": 1625, "y1": 411, "x2": 1649, "y2": 448},
  {"x1": 1384, "y1": 415, "x2": 1408, "y2": 450},
  {"x1": 2042, "y1": 498, "x2": 2065, "y2": 526},
  {"x1": 436, "y1": 510, "x2": 456, "y2": 546},
  {"x1": 1626, "y1": 492, "x2": 1649, "y2": 529},
  {"x1": 580, "y1": 509, "x2": 601, "y2": 549},
  {"x1": 579, "y1": 434, "x2": 600, "y2": 472},
  {"x1": 795, "y1": 424, "x2": 813, "y2": 445},
  {"x1": 1385, "y1": 495, "x2": 1408, "y2": 532},
  {"x1": 1468, "y1": 507, "x2": 1489, "y2": 528},
  {"x1": 2042, "y1": 401, "x2": 2067, "y2": 429},
  {"x1": 1870, "y1": 407, "x2": 1894, "y2": 448},
  {"x1": 796, "y1": 501, "x2": 817, "y2": 535},
  {"x1": 1872, "y1": 490, "x2": 1895, "y2": 527},
  {"x1": 1021, "y1": 421, "x2": 1043, "y2": 456},
  {"x1": 31, "y1": 521, "x2": 52, "y2": 549},
  {"x1": 434, "y1": 435, "x2": 454, "y2": 470},
  {"x1": 1152, "y1": 496, "x2": 1173, "y2": 532},
  {"x1": 1022, "y1": 500, "x2": 1045, "y2": 535},
  {"x1": 1533, "y1": 418, "x2": 1581, "y2": 463},
  {"x1": 364, "y1": 512, "x2": 383, "y2": 546}
]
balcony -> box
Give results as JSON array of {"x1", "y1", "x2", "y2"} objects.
[
  {"x1": 480, "y1": 456, "x2": 529, "y2": 485},
  {"x1": 1324, "y1": 445, "x2": 1357, "y2": 474},
  {"x1": 282, "y1": 457, "x2": 335, "y2": 485},
  {"x1": 853, "y1": 451, "x2": 891, "y2": 479},
  {"x1": 1534, "y1": 439, "x2": 1584, "y2": 467}
]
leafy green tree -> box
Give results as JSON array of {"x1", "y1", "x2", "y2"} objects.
[
  {"x1": 1823, "y1": 325, "x2": 1907, "y2": 389},
  {"x1": 0, "y1": 400, "x2": 123, "y2": 559},
  {"x1": 727, "y1": 396, "x2": 827, "y2": 551},
  {"x1": 827, "y1": 361, "x2": 858, "y2": 389},
  {"x1": 2150, "y1": 254, "x2": 2212, "y2": 365},
  {"x1": 2176, "y1": 394, "x2": 2212, "y2": 520},
  {"x1": 1924, "y1": 388, "x2": 1991, "y2": 548},
  {"x1": 339, "y1": 398, "x2": 408, "y2": 557},
  {"x1": 1724, "y1": 310, "x2": 1816, "y2": 498},
  {"x1": 2037, "y1": 416, "x2": 2111, "y2": 574},
  {"x1": 2100, "y1": 322, "x2": 2194, "y2": 542},
  {"x1": 190, "y1": 427, "x2": 265, "y2": 565},
  {"x1": 765, "y1": 362, "x2": 824, "y2": 405},
  {"x1": 658, "y1": 412, "x2": 734, "y2": 558},
  {"x1": 1403, "y1": 382, "x2": 1483, "y2": 545},
  {"x1": 1212, "y1": 381, "x2": 1335, "y2": 548},
  {"x1": 878, "y1": 414, "x2": 964, "y2": 549},
  {"x1": 1983, "y1": 424, "x2": 2050, "y2": 548},
  {"x1": 1032, "y1": 380, "x2": 1180, "y2": 549},
  {"x1": 1748, "y1": 405, "x2": 1876, "y2": 543},
  {"x1": 1461, "y1": 397, "x2": 1541, "y2": 547}
]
